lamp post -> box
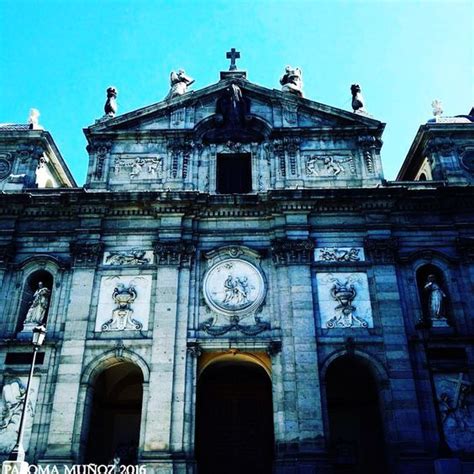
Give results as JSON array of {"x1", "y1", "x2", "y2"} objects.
[
  {"x1": 415, "y1": 320, "x2": 451, "y2": 457},
  {"x1": 8, "y1": 324, "x2": 47, "y2": 463}
]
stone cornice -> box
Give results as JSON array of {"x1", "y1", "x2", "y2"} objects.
[{"x1": 0, "y1": 187, "x2": 473, "y2": 219}]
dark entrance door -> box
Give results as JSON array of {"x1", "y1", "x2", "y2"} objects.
[
  {"x1": 326, "y1": 356, "x2": 388, "y2": 474},
  {"x1": 196, "y1": 362, "x2": 274, "y2": 474},
  {"x1": 85, "y1": 362, "x2": 143, "y2": 465}
]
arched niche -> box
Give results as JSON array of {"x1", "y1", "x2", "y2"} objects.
[
  {"x1": 196, "y1": 356, "x2": 274, "y2": 474},
  {"x1": 83, "y1": 361, "x2": 144, "y2": 465},
  {"x1": 415, "y1": 263, "x2": 451, "y2": 326},
  {"x1": 325, "y1": 354, "x2": 388, "y2": 473},
  {"x1": 17, "y1": 268, "x2": 54, "y2": 333}
]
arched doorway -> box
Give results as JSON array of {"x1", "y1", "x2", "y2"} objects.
[
  {"x1": 196, "y1": 359, "x2": 274, "y2": 474},
  {"x1": 326, "y1": 356, "x2": 387, "y2": 474},
  {"x1": 85, "y1": 362, "x2": 143, "y2": 465}
]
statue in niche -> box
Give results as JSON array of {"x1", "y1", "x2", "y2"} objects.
[
  {"x1": 102, "y1": 282, "x2": 143, "y2": 331},
  {"x1": 215, "y1": 83, "x2": 251, "y2": 128},
  {"x1": 424, "y1": 274, "x2": 447, "y2": 321},
  {"x1": 166, "y1": 70, "x2": 195, "y2": 99},
  {"x1": 104, "y1": 87, "x2": 118, "y2": 117},
  {"x1": 351, "y1": 84, "x2": 366, "y2": 114},
  {"x1": 24, "y1": 282, "x2": 50, "y2": 325},
  {"x1": 280, "y1": 66, "x2": 303, "y2": 97}
]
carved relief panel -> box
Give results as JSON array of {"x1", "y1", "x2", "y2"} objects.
[
  {"x1": 0, "y1": 376, "x2": 39, "y2": 455},
  {"x1": 316, "y1": 272, "x2": 373, "y2": 328},
  {"x1": 95, "y1": 275, "x2": 152, "y2": 331},
  {"x1": 434, "y1": 373, "x2": 474, "y2": 451},
  {"x1": 112, "y1": 155, "x2": 164, "y2": 181},
  {"x1": 304, "y1": 153, "x2": 356, "y2": 178}
]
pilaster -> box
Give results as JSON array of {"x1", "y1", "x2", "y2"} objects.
[{"x1": 42, "y1": 241, "x2": 102, "y2": 462}]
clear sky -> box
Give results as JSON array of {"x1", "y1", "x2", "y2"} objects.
[{"x1": 0, "y1": 0, "x2": 472, "y2": 184}]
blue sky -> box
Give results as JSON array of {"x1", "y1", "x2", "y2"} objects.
[{"x1": 0, "y1": 0, "x2": 472, "y2": 184}]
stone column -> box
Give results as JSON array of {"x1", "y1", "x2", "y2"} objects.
[
  {"x1": 271, "y1": 239, "x2": 325, "y2": 470},
  {"x1": 365, "y1": 238, "x2": 426, "y2": 459},
  {"x1": 0, "y1": 243, "x2": 15, "y2": 335},
  {"x1": 41, "y1": 242, "x2": 103, "y2": 464},
  {"x1": 141, "y1": 242, "x2": 193, "y2": 472}
]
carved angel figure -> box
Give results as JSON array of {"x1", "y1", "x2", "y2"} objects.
[
  {"x1": 24, "y1": 282, "x2": 50, "y2": 325},
  {"x1": 280, "y1": 66, "x2": 303, "y2": 97},
  {"x1": 166, "y1": 70, "x2": 195, "y2": 99}
]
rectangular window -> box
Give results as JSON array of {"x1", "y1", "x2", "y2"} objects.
[{"x1": 216, "y1": 153, "x2": 252, "y2": 194}]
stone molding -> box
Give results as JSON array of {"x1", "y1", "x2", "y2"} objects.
[
  {"x1": 0, "y1": 243, "x2": 15, "y2": 267},
  {"x1": 186, "y1": 341, "x2": 202, "y2": 358},
  {"x1": 364, "y1": 237, "x2": 398, "y2": 263},
  {"x1": 87, "y1": 141, "x2": 112, "y2": 180},
  {"x1": 271, "y1": 238, "x2": 315, "y2": 265},
  {"x1": 153, "y1": 240, "x2": 195, "y2": 266},
  {"x1": 456, "y1": 237, "x2": 474, "y2": 262},
  {"x1": 69, "y1": 241, "x2": 104, "y2": 267}
]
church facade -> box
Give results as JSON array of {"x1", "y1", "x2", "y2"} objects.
[{"x1": 1, "y1": 59, "x2": 474, "y2": 474}]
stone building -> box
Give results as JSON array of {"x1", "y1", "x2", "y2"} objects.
[{"x1": 0, "y1": 58, "x2": 473, "y2": 474}]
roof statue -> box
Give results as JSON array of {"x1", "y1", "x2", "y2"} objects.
[
  {"x1": 166, "y1": 69, "x2": 195, "y2": 100},
  {"x1": 351, "y1": 84, "x2": 367, "y2": 115},
  {"x1": 28, "y1": 108, "x2": 42, "y2": 130},
  {"x1": 432, "y1": 99, "x2": 443, "y2": 119},
  {"x1": 280, "y1": 66, "x2": 303, "y2": 97},
  {"x1": 104, "y1": 87, "x2": 118, "y2": 118}
]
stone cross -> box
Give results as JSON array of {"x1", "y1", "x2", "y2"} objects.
[
  {"x1": 226, "y1": 48, "x2": 240, "y2": 71},
  {"x1": 445, "y1": 373, "x2": 472, "y2": 408}
]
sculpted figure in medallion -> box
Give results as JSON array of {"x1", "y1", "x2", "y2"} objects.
[{"x1": 24, "y1": 282, "x2": 50, "y2": 325}]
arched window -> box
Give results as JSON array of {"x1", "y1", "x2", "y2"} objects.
[
  {"x1": 17, "y1": 269, "x2": 53, "y2": 333},
  {"x1": 418, "y1": 173, "x2": 427, "y2": 181},
  {"x1": 416, "y1": 264, "x2": 450, "y2": 327}
]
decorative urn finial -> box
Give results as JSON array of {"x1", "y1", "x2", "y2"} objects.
[{"x1": 104, "y1": 86, "x2": 118, "y2": 117}]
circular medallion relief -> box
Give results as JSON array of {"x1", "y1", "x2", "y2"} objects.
[
  {"x1": 461, "y1": 150, "x2": 474, "y2": 172},
  {"x1": 203, "y1": 259, "x2": 266, "y2": 316},
  {"x1": 0, "y1": 158, "x2": 11, "y2": 180}
]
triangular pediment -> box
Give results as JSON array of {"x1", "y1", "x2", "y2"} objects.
[{"x1": 85, "y1": 77, "x2": 384, "y2": 138}]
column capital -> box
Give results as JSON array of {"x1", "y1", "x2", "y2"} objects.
[{"x1": 271, "y1": 238, "x2": 315, "y2": 265}]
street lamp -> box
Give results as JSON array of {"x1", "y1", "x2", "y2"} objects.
[
  {"x1": 414, "y1": 320, "x2": 451, "y2": 457},
  {"x1": 8, "y1": 324, "x2": 47, "y2": 462}
]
